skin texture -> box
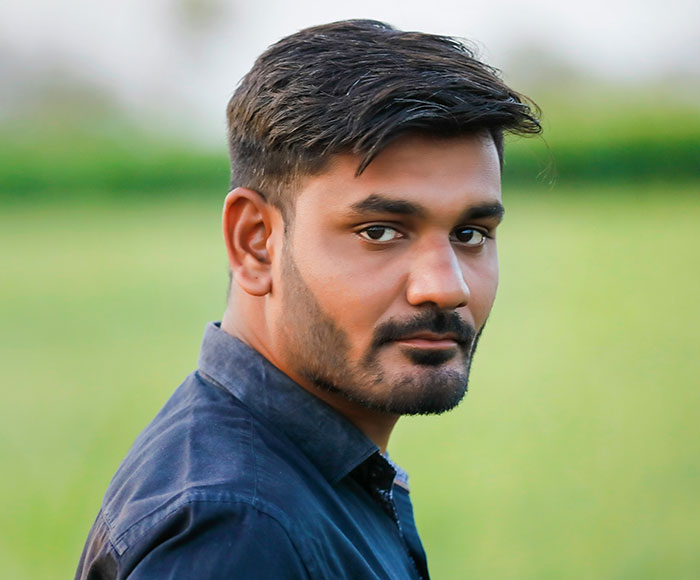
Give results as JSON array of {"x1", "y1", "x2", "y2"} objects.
[{"x1": 222, "y1": 134, "x2": 503, "y2": 451}]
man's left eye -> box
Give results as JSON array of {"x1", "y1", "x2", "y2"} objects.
[
  {"x1": 358, "y1": 226, "x2": 401, "y2": 242},
  {"x1": 452, "y1": 227, "x2": 487, "y2": 246}
]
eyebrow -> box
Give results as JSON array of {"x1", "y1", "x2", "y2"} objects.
[
  {"x1": 347, "y1": 193, "x2": 505, "y2": 222},
  {"x1": 349, "y1": 194, "x2": 427, "y2": 218},
  {"x1": 461, "y1": 202, "x2": 506, "y2": 222}
]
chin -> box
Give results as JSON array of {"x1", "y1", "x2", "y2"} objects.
[
  {"x1": 399, "y1": 345, "x2": 461, "y2": 367},
  {"x1": 347, "y1": 348, "x2": 471, "y2": 415},
  {"x1": 308, "y1": 361, "x2": 470, "y2": 416},
  {"x1": 382, "y1": 366, "x2": 469, "y2": 415}
]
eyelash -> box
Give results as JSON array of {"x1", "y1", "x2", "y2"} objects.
[
  {"x1": 357, "y1": 225, "x2": 403, "y2": 242},
  {"x1": 450, "y1": 227, "x2": 493, "y2": 246},
  {"x1": 356, "y1": 225, "x2": 492, "y2": 246}
]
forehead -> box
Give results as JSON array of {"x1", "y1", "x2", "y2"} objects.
[{"x1": 293, "y1": 134, "x2": 502, "y2": 219}]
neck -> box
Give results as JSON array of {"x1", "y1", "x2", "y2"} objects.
[
  {"x1": 221, "y1": 307, "x2": 398, "y2": 453},
  {"x1": 301, "y1": 386, "x2": 400, "y2": 454}
]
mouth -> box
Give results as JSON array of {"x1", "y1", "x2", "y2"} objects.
[{"x1": 393, "y1": 332, "x2": 460, "y2": 350}]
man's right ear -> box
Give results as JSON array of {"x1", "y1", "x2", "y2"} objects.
[{"x1": 222, "y1": 187, "x2": 278, "y2": 297}]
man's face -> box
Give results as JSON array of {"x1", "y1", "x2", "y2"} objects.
[{"x1": 269, "y1": 134, "x2": 503, "y2": 417}]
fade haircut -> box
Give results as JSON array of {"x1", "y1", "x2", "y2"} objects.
[{"x1": 226, "y1": 19, "x2": 541, "y2": 216}]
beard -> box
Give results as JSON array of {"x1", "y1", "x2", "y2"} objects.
[{"x1": 278, "y1": 244, "x2": 483, "y2": 416}]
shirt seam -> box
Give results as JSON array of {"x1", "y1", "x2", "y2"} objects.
[
  {"x1": 125, "y1": 495, "x2": 312, "y2": 578},
  {"x1": 113, "y1": 490, "x2": 296, "y2": 556},
  {"x1": 95, "y1": 509, "x2": 123, "y2": 561}
]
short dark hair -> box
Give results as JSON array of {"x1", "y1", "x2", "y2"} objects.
[{"x1": 226, "y1": 19, "x2": 541, "y2": 213}]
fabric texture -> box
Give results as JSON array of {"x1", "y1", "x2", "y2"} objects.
[{"x1": 75, "y1": 322, "x2": 429, "y2": 579}]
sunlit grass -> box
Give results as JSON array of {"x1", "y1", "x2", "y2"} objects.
[{"x1": 1, "y1": 185, "x2": 698, "y2": 579}]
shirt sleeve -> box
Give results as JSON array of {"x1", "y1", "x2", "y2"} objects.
[{"x1": 120, "y1": 499, "x2": 311, "y2": 579}]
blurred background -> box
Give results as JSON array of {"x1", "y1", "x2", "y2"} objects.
[{"x1": 1, "y1": 0, "x2": 698, "y2": 578}]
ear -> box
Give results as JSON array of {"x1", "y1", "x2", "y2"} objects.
[{"x1": 222, "y1": 187, "x2": 278, "y2": 296}]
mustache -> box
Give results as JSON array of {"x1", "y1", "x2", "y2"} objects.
[{"x1": 370, "y1": 310, "x2": 475, "y2": 349}]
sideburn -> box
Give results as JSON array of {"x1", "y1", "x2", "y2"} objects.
[{"x1": 279, "y1": 239, "x2": 355, "y2": 388}]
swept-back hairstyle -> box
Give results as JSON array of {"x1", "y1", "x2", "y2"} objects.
[{"x1": 226, "y1": 19, "x2": 540, "y2": 213}]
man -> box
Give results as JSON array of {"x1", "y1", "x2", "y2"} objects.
[{"x1": 76, "y1": 19, "x2": 540, "y2": 579}]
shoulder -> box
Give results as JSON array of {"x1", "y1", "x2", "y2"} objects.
[
  {"x1": 97, "y1": 372, "x2": 319, "y2": 571},
  {"x1": 78, "y1": 496, "x2": 312, "y2": 579}
]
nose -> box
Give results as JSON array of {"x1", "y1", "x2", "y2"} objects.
[{"x1": 405, "y1": 238, "x2": 470, "y2": 309}]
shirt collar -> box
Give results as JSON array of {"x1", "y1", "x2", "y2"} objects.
[{"x1": 197, "y1": 322, "x2": 380, "y2": 484}]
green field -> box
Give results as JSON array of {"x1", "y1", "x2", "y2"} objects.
[{"x1": 1, "y1": 184, "x2": 698, "y2": 579}]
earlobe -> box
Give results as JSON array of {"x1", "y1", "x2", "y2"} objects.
[{"x1": 223, "y1": 187, "x2": 276, "y2": 297}]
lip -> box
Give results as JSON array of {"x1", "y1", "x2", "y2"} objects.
[{"x1": 394, "y1": 333, "x2": 459, "y2": 349}]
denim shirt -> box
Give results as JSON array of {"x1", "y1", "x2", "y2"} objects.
[{"x1": 75, "y1": 322, "x2": 429, "y2": 579}]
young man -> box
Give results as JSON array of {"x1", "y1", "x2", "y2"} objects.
[{"x1": 76, "y1": 19, "x2": 540, "y2": 579}]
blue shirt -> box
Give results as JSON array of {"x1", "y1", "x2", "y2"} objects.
[{"x1": 75, "y1": 322, "x2": 430, "y2": 579}]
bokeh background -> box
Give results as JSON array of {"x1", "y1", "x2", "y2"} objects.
[{"x1": 1, "y1": 1, "x2": 698, "y2": 578}]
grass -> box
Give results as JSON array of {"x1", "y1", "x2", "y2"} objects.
[{"x1": 1, "y1": 184, "x2": 698, "y2": 579}]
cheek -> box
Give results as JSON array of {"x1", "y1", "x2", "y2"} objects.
[
  {"x1": 307, "y1": 265, "x2": 391, "y2": 330},
  {"x1": 467, "y1": 256, "x2": 499, "y2": 324},
  {"x1": 291, "y1": 240, "x2": 400, "y2": 350}
]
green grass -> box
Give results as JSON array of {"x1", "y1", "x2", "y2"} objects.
[{"x1": 1, "y1": 184, "x2": 699, "y2": 579}]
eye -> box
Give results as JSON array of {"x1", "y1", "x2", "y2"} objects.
[
  {"x1": 452, "y1": 227, "x2": 487, "y2": 246},
  {"x1": 358, "y1": 225, "x2": 402, "y2": 243}
]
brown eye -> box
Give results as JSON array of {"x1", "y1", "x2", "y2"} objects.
[
  {"x1": 359, "y1": 226, "x2": 400, "y2": 242},
  {"x1": 453, "y1": 227, "x2": 486, "y2": 246}
]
